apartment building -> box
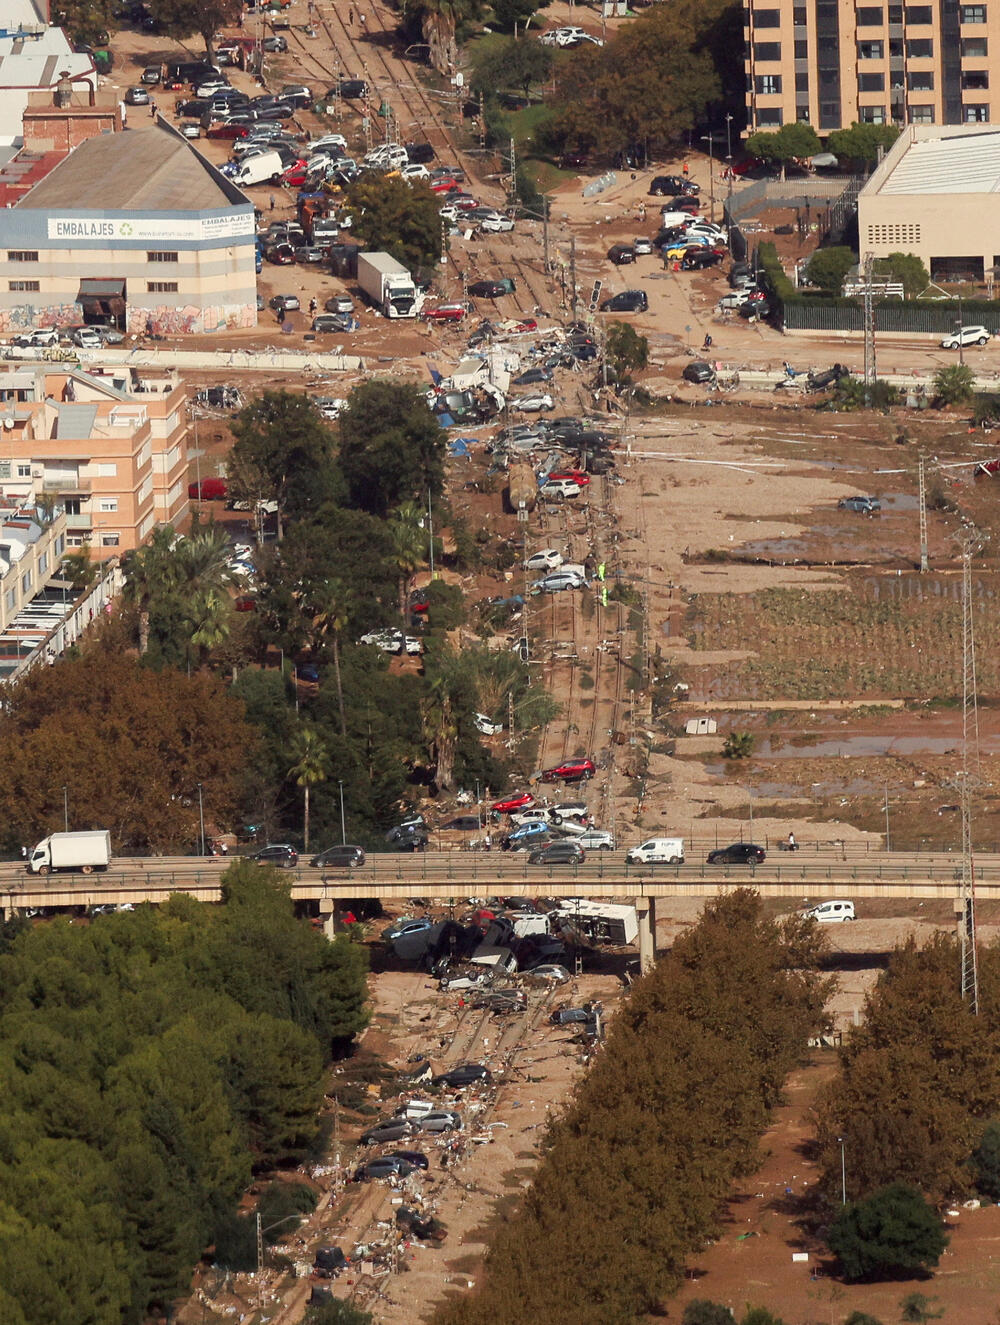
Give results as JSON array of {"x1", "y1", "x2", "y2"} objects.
[
  {"x1": 745, "y1": 0, "x2": 1000, "y2": 134},
  {"x1": 0, "y1": 501, "x2": 67, "y2": 632},
  {"x1": 0, "y1": 365, "x2": 189, "y2": 556}
]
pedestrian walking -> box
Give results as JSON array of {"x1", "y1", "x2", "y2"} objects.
[
  {"x1": 149, "y1": 98, "x2": 157, "y2": 117},
  {"x1": 348, "y1": 5, "x2": 354, "y2": 19},
  {"x1": 269, "y1": 192, "x2": 276, "y2": 212},
  {"x1": 682, "y1": 159, "x2": 689, "y2": 177},
  {"x1": 309, "y1": 296, "x2": 318, "y2": 315},
  {"x1": 358, "y1": 11, "x2": 365, "y2": 25}
]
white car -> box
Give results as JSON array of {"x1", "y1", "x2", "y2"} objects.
[
  {"x1": 540, "y1": 478, "x2": 582, "y2": 499},
  {"x1": 71, "y1": 328, "x2": 102, "y2": 349},
  {"x1": 311, "y1": 134, "x2": 348, "y2": 152},
  {"x1": 576, "y1": 828, "x2": 615, "y2": 850},
  {"x1": 523, "y1": 963, "x2": 571, "y2": 983},
  {"x1": 524, "y1": 548, "x2": 563, "y2": 572},
  {"x1": 718, "y1": 291, "x2": 750, "y2": 310},
  {"x1": 555, "y1": 25, "x2": 587, "y2": 44},
  {"x1": 480, "y1": 214, "x2": 515, "y2": 232},
  {"x1": 803, "y1": 899, "x2": 856, "y2": 923},
  {"x1": 401, "y1": 163, "x2": 430, "y2": 180},
  {"x1": 358, "y1": 629, "x2": 423, "y2": 655},
  {"x1": 941, "y1": 324, "x2": 991, "y2": 349},
  {"x1": 532, "y1": 569, "x2": 587, "y2": 593},
  {"x1": 474, "y1": 712, "x2": 503, "y2": 735},
  {"x1": 439, "y1": 204, "x2": 461, "y2": 222},
  {"x1": 514, "y1": 393, "x2": 555, "y2": 412}
]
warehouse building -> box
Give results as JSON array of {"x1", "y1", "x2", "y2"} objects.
[
  {"x1": 857, "y1": 122, "x2": 1000, "y2": 282},
  {"x1": 0, "y1": 119, "x2": 257, "y2": 335}
]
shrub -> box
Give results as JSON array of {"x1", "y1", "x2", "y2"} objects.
[
  {"x1": 827, "y1": 1184, "x2": 948, "y2": 1281},
  {"x1": 972, "y1": 1120, "x2": 1000, "y2": 1199},
  {"x1": 723, "y1": 732, "x2": 755, "y2": 759},
  {"x1": 933, "y1": 363, "x2": 976, "y2": 408},
  {"x1": 683, "y1": 1302, "x2": 734, "y2": 1325}
]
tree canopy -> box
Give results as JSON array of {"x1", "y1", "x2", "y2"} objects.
[
  {"x1": 805, "y1": 245, "x2": 856, "y2": 294},
  {"x1": 144, "y1": 0, "x2": 242, "y2": 59},
  {"x1": 337, "y1": 379, "x2": 448, "y2": 517},
  {"x1": 344, "y1": 174, "x2": 442, "y2": 271},
  {"x1": 746, "y1": 122, "x2": 821, "y2": 176},
  {"x1": 827, "y1": 121, "x2": 900, "y2": 166},
  {"x1": 470, "y1": 36, "x2": 553, "y2": 98},
  {"x1": 827, "y1": 1184, "x2": 948, "y2": 1281}
]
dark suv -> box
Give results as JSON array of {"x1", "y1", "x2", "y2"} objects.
[
  {"x1": 600, "y1": 289, "x2": 648, "y2": 313},
  {"x1": 706, "y1": 843, "x2": 766, "y2": 865},
  {"x1": 649, "y1": 175, "x2": 698, "y2": 196},
  {"x1": 251, "y1": 844, "x2": 299, "y2": 868},
  {"x1": 608, "y1": 243, "x2": 635, "y2": 264},
  {"x1": 310, "y1": 844, "x2": 366, "y2": 868},
  {"x1": 468, "y1": 278, "x2": 516, "y2": 298}
]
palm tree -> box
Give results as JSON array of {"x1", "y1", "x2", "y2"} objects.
[
  {"x1": 422, "y1": 649, "x2": 463, "y2": 792},
  {"x1": 188, "y1": 587, "x2": 231, "y2": 666},
  {"x1": 388, "y1": 501, "x2": 426, "y2": 622},
  {"x1": 288, "y1": 727, "x2": 330, "y2": 853},
  {"x1": 307, "y1": 578, "x2": 349, "y2": 736},
  {"x1": 175, "y1": 524, "x2": 232, "y2": 596},
  {"x1": 415, "y1": 0, "x2": 463, "y2": 74},
  {"x1": 121, "y1": 525, "x2": 177, "y2": 655}
]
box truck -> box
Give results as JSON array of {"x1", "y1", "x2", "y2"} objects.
[
  {"x1": 28, "y1": 830, "x2": 112, "y2": 875},
  {"x1": 357, "y1": 251, "x2": 421, "y2": 318}
]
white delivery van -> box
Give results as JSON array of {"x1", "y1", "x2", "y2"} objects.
[
  {"x1": 804, "y1": 899, "x2": 856, "y2": 923},
  {"x1": 625, "y1": 837, "x2": 685, "y2": 865},
  {"x1": 232, "y1": 150, "x2": 284, "y2": 187}
]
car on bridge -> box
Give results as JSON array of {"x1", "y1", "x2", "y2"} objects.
[
  {"x1": 528, "y1": 840, "x2": 585, "y2": 866},
  {"x1": 251, "y1": 843, "x2": 298, "y2": 868},
  {"x1": 310, "y1": 844, "x2": 366, "y2": 868},
  {"x1": 706, "y1": 842, "x2": 766, "y2": 865}
]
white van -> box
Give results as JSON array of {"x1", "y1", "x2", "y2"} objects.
[
  {"x1": 804, "y1": 899, "x2": 856, "y2": 924},
  {"x1": 625, "y1": 837, "x2": 685, "y2": 865},
  {"x1": 232, "y1": 149, "x2": 284, "y2": 188}
]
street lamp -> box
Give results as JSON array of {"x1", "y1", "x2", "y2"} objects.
[
  {"x1": 955, "y1": 290, "x2": 965, "y2": 366},
  {"x1": 837, "y1": 1136, "x2": 847, "y2": 1204},
  {"x1": 197, "y1": 782, "x2": 205, "y2": 857},
  {"x1": 700, "y1": 132, "x2": 716, "y2": 222},
  {"x1": 725, "y1": 112, "x2": 733, "y2": 162},
  {"x1": 338, "y1": 780, "x2": 346, "y2": 845},
  {"x1": 62, "y1": 785, "x2": 68, "y2": 833}
]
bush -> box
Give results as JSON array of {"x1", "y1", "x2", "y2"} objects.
[
  {"x1": 257, "y1": 1181, "x2": 318, "y2": 1241},
  {"x1": 425, "y1": 579, "x2": 465, "y2": 630},
  {"x1": 827, "y1": 377, "x2": 901, "y2": 412},
  {"x1": 213, "y1": 1214, "x2": 258, "y2": 1271},
  {"x1": 844, "y1": 1314, "x2": 885, "y2": 1325},
  {"x1": 683, "y1": 1302, "x2": 734, "y2": 1325},
  {"x1": 806, "y1": 246, "x2": 857, "y2": 294},
  {"x1": 723, "y1": 732, "x2": 755, "y2": 759},
  {"x1": 933, "y1": 363, "x2": 976, "y2": 408},
  {"x1": 827, "y1": 1184, "x2": 948, "y2": 1281},
  {"x1": 972, "y1": 1120, "x2": 1000, "y2": 1199}
]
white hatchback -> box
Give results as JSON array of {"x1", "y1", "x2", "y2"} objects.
[{"x1": 804, "y1": 899, "x2": 856, "y2": 923}]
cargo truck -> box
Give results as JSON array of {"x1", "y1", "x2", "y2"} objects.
[
  {"x1": 27, "y1": 830, "x2": 112, "y2": 875},
  {"x1": 357, "y1": 251, "x2": 421, "y2": 318}
]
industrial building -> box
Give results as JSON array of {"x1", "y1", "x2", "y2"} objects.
[
  {"x1": 0, "y1": 363, "x2": 190, "y2": 554},
  {"x1": 0, "y1": 119, "x2": 257, "y2": 336},
  {"x1": 744, "y1": 0, "x2": 1000, "y2": 133},
  {"x1": 857, "y1": 123, "x2": 1000, "y2": 281},
  {"x1": 0, "y1": 1, "x2": 96, "y2": 151}
]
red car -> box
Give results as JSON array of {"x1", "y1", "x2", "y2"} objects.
[
  {"x1": 188, "y1": 478, "x2": 228, "y2": 500},
  {"x1": 430, "y1": 177, "x2": 460, "y2": 194},
  {"x1": 541, "y1": 758, "x2": 596, "y2": 784},
  {"x1": 513, "y1": 316, "x2": 538, "y2": 332},
  {"x1": 423, "y1": 303, "x2": 467, "y2": 323},
  {"x1": 491, "y1": 792, "x2": 535, "y2": 814},
  {"x1": 547, "y1": 470, "x2": 590, "y2": 487},
  {"x1": 206, "y1": 121, "x2": 249, "y2": 139}
]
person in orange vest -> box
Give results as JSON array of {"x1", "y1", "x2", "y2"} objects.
[{"x1": 682, "y1": 159, "x2": 689, "y2": 177}]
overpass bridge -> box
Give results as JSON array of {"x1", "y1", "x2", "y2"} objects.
[{"x1": 0, "y1": 849, "x2": 986, "y2": 969}]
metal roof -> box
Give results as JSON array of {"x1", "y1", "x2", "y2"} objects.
[
  {"x1": 876, "y1": 127, "x2": 1000, "y2": 195},
  {"x1": 18, "y1": 123, "x2": 235, "y2": 212},
  {"x1": 54, "y1": 403, "x2": 98, "y2": 437}
]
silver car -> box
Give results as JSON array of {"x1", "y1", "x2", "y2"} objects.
[
  {"x1": 532, "y1": 570, "x2": 587, "y2": 593},
  {"x1": 418, "y1": 1110, "x2": 462, "y2": 1133}
]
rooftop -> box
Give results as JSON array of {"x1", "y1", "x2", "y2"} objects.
[
  {"x1": 868, "y1": 123, "x2": 1000, "y2": 196},
  {"x1": 18, "y1": 121, "x2": 242, "y2": 212}
]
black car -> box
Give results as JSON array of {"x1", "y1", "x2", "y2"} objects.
[
  {"x1": 706, "y1": 842, "x2": 766, "y2": 865},
  {"x1": 528, "y1": 840, "x2": 585, "y2": 865},
  {"x1": 406, "y1": 141, "x2": 436, "y2": 164},
  {"x1": 649, "y1": 175, "x2": 699, "y2": 196},
  {"x1": 311, "y1": 314, "x2": 352, "y2": 333},
  {"x1": 331, "y1": 78, "x2": 369, "y2": 99},
  {"x1": 442, "y1": 815, "x2": 481, "y2": 831},
  {"x1": 668, "y1": 195, "x2": 700, "y2": 212},
  {"x1": 513, "y1": 367, "x2": 553, "y2": 386},
  {"x1": 682, "y1": 360, "x2": 716, "y2": 384},
  {"x1": 310, "y1": 844, "x2": 366, "y2": 868},
  {"x1": 432, "y1": 1063, "x2": 492, "y2": 1088},
  {"x1": 600, "y1": 289, "x2": 648, "y2": 313},
  {"x1": 353, "y1": 1156, "x2": 414, "y2": 1181},
  {"x1": 468, "y1": 278, "x2": 516, "y2": 298},
  {"x1": 386, "y1": 826, "x2": 428, "y2": 852},
  {"x1": 360, "y1": 1118, "x2": 415, "y2": 1145},
  {"x1": 141, "y1": 64, "x2": 162, "y2": 84},
  {"x1": 389, "y1": 1149, "x2": 430, "y2": 1169},
  {"x1": 251, "y1": 843, "x2": 299, "y2": 868},
  {"x1": 608, "y1": 243, "x2": 635, "y2": 264},
  {"x1": 572, "y1": 341, "x2": 599, "y2": 361},
  {"x1": 682, "y1": 248, "x2": 723, "y2": 270}
]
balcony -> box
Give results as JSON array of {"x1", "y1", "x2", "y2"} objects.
[
  {"x1": 42, "y1": 477, "x2": 91, "y2": 494},
  {"x1": 64, "y1": 513, "x2": 93, "y2": 530}
]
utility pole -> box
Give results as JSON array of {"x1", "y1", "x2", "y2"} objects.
[
  {"x1": 959, "y1": 531, "x2": 981, "y2": 1013},
  {"x1": 479, "y1": 90, "x2": 485, "y2": 152},
  {"x1": 542, "y1": 193, "x2": 550, "y2": 273},
  {"x1": 570, "y1": 236, "x2": 578, "y2": 320},
  {"x1": 508, "y1": 135, "x2": 517, "y2": 207},
  {"x1": 700, "y1": 131, "x2": 715, "y2": 222},
  {"x1": 918, "y1": 453, "x2": 929, "y2": 572},
  {"x1": 863, "y1": 250, "x2": 877, "y2": 403}
]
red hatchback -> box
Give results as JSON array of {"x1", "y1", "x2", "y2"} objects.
[
  {"x1": 423, "y1": 303, "x2": 467, "y2": 323},
  {"x1": 541, "y1": 759, "x2": 596, "y2": 784},
  {"x1": 491, "y1": 792, "x2": 535, "y2": 814},
  {"x1": 547, "y1": 470, "x2": 590, "y2": 487}
]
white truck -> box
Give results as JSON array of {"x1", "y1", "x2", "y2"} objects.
[
  {"x1": 357, "y1": 251, "x2": 422, "y2": 318},
  {"x1": 555, "y1": 900, "x2": 639, "y2": 946},
  {"x1": 28, "y1": 830, "x2": 112, "y2": 875},
  {"x1": 231, "y1": 150, "x2": 284, "y2": 189}
]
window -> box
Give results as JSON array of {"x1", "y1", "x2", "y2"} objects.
[
  {"x1": 16, "y1": 463, "x2": 31, "y2": 478},
  {"x1": 889, "y1": 37, "x2": 904, "y2": 53},
  {"x1": 796, "y1": 104, "x2": 811, "y2": 119},
  {"x1": 793, "y1": 4, "x2": 807, "y2": 20},
  {"x1": 795, "y1": 70, "x2": 810, "y2": 90},
  {"x1": 7, "y1": 251, "x2": 38, "y2": 262},
  {"x1": 756, "y1": 74, "x2": 782, "y2": 92},
  {"x1": 147, "y1": 281, "x2": 178, "y2": 293},
  {"x1": 5, "y1": 588, "x2": 14, "y2": 612},
  {"x1": 908, "y1": 69, "x2": 934, "y2": 88},
  {"x1": 860, "y1": 104, "x2": 887, "y2": 121},
  {"x1": 756, "y1": 107, "x2": 783, "y2": 125},
  {"x1": 965, "y1": 101, "x2": 990, "y2": 117},
  {"x1": 146, "y1": 251, "x2": 178, "y2": 263},
  {"x1": 38, "y1": 551, "x2": 47, "y2": 575},
  {"x1": 820, "y1": 101, "x2": 841, "y2": 125},
  {"x1": 962, "y1": 68, "x2": 989, "y2": 85},
  {"x1": 754, "y1": 8, "x2": 781, "y2": 24},
  {"x1": 860, "y1": 72, "x2": 886, "y2": 90},
  {"x1": 98, "y1": 498, "x2": 118, "y2": 513},
  {"x1": 857, "y1": 4, "x2": 884, "y2": 21},
  {"x1": 63, "y1": 498, "x2": 81, "y2": 516},
  {"x1": 905, "y1": 4, "x2": 933, "y2": 19},
  {"x1": 753, "y1": 41, "x2": 781, "y2": 58},
  {"x1": 819, "y1": 66, "x2": 841, "y2": 85},
  {"x1": 54, "y1": 534, "x2": 65, "y2": 557},
  {"x1": 8, "y1": 280, "x2": 40, "y2": 292},
  {"x1": 858, "y1": 38, "x2": 884, "y2": 55},
  {"x1": 100, "y1": 532, "x2": 120, "y2": 547},
  {"x1": 908, "y1": 102, "x2": 936, "y2": 120},
  {"x1": 906, "y1": 37, "x2": 934, "y2": 53},
  {"x1": 888, "y1": 3, "x2": 903, "y2": 18},
  {"x1": 96, "y1": 463, "x2": 117, "y2": 477},
  {"x1": 67, "y1": 535, "x2": 86, "y2": 547},
  {"x1": 961, "y1": 35, "x2": 988, "y2": 53},
  {"x1": 795, "y1": 37, "x2": 808, "y2": 55},
  {"x1": 961, "y1": 4, "x2": 986, "y2": 19},
  {"x1": 21, "y1": 570, "x2": 31, "y2": 595}
]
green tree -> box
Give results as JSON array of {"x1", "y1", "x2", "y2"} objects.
[
  {"x1": 52, "y1": 0, "x2": 116, "y2": 42},
  {"x1": 829, "y1": 377, "x2": 901, "y2": 412},
  {"x1": 898, "y1": 1292, "x2": 944, "y2": 1323},
  {"x1": 605, "y1": 320, "x2": 649, "y2": 392},
  {"x1": 683, "y1": 1301, "x2": 734, "y2": 1325},
  {"x1": 338, "y1": 380, "x2": 447, "y2": 517},
  {"x1": 492, "y1": 0, "x2": 546, "y2": 31},
  {"x1": 388, "y1": 501, "x2": 427, "y2": 621},
  {"x1": 827, "y1": 122, "x2": 900, "y2": 167},
  {"x1": 805, "y1": 246, "x2": 856, "y2": 293},
  {"x1": 933, "y1": 363, "x2": 976, "y2": 407},
  {"x1": 746, "y1": 122, "x2": 821, "y2": 178},
  {"x1": 144, "y1": 0, "x2": 242, "y2": 61},
  {"x1": 288, "y1": 727, "x2": 330, "y2": 852},
  {"x1": 722, "y1": 731, "x2": 755, "y2": 759},
  {"x1": 874, "y1": 252, "x2": 929, "y2": 299},
  {"x1": 121, "y1": 524, "x2": 179, "y2": 656},
  {"x1": 972, "y1": 1120, "x2": 1000, "y2": 1199},
  {"x1": 61, "y1": 546, "x2": 98, "y2": 593},
  {"x1": 470, "y1": 35, "x2": 553, "y2": 95},
  {"x1": 344, "y1": 174, "x2": 442, "y2": 271},
  {"x1": 827, "y1": 1184, "x2": 948, "y2": 1281},
  {"x1": 228, "y1": 391, "x2": 342, "y2": 540}
]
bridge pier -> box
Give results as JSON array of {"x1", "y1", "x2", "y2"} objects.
[
  {"x1": 319, "y1": 911, "x2": 337, "y2": 941},
  {"x1": 637, "y1": 899, "x2": 657, "y2": 974}
]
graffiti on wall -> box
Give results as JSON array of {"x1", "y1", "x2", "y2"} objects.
[{"x1": 131, "y1": 303, "x2": 258, "y2": 336}]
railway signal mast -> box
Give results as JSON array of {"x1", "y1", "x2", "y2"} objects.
[{"x1": 959, "y1": 528, "x2": 982, "y2": 1012}]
